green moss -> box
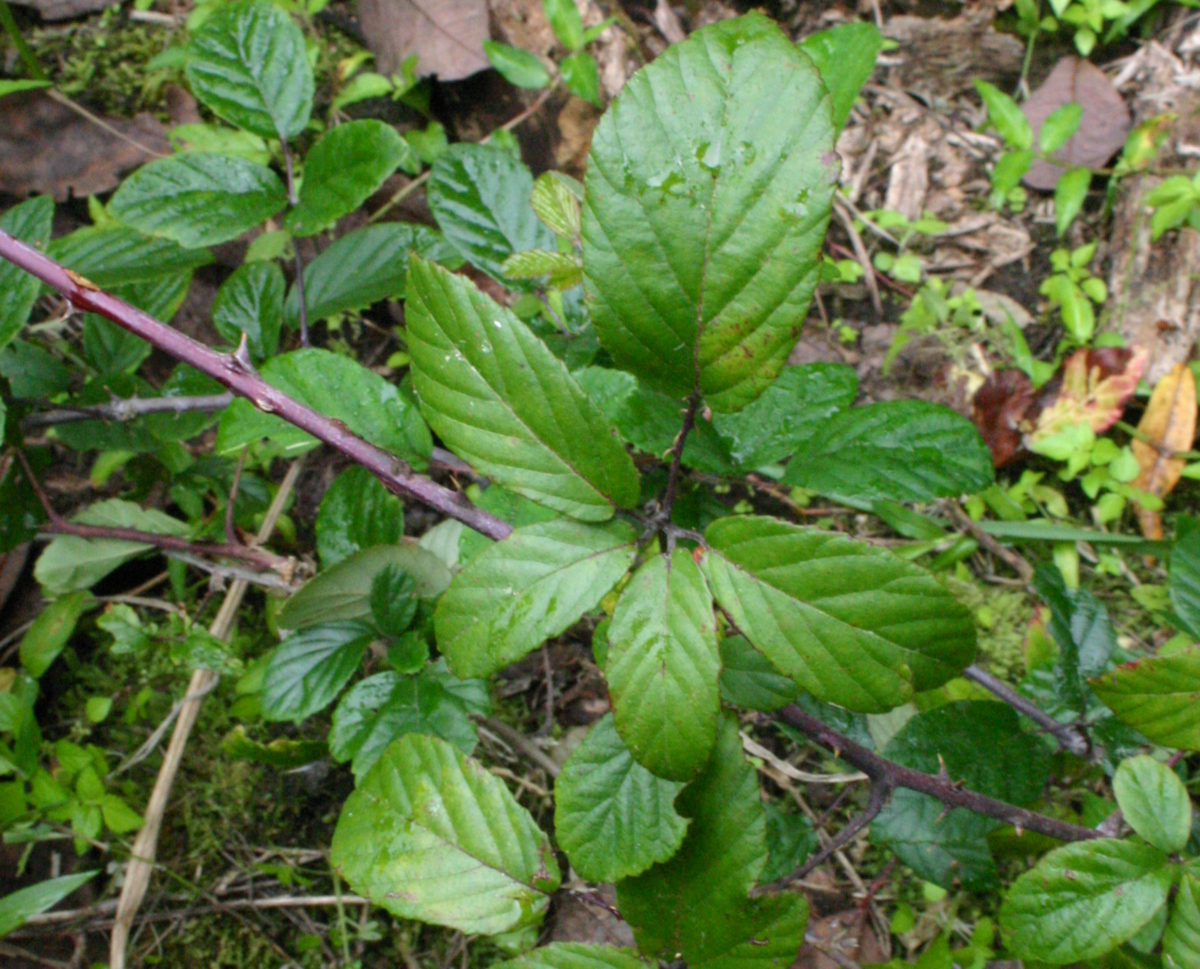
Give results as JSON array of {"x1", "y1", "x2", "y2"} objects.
[{"x1": 949, "y1": 578, "x2": 1033, "y2": 682}]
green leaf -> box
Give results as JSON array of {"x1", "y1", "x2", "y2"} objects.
[
  {"x1": 544, "y1": 0, "x2": 584, "y2": 50},
  {"x1": 700, "y1": 516, "x2": 976, "y2": 712},
  {"x1": 1170, "y1": 520, "x2": 1200, "y2": 639},
  {"x1": 47, "y1": 225, "x2": 213, "y2": 287},
  {"x1": 281, "y1": 544, "x2": 451, "y2": 630},
  {"x1": 999, "y1": 840, "x2": 1174, "y2": 964},
  {"x1": 261, "y1": 621, "x2": 374, "y2": 721},
  {"x1": 170, "y1": 122, "x2": 271, "y2": 164},
  {"x1": 436, "y1": 519, "x2": 636, "y2": 678},
  {"x1": 872, "y1": 788, "x2": 1000, "y2": 890},
  {"x1": 492, "y1": 944, "x2": 647, "y2": 969},
  {"x1": 82, "y1": 273, "x2": 191, "y2": 376},
  {"x1": 531, "y1": 171, "x2": 582, "y2": 239},
  {"x1": 286, "y1": 222, "x2": 455, "y2": 327},
  {"x1": 554, "y1": 713, "x2": 689, "y2": 882},
  {"x1": 184, "y1": 0, "x2": 313, "y2": 141},
  {"x1": 212, "y1": 260, "x2": 284, "y2": 359},
  {"x1": 561, "y1": 52, "x2": 601, "y2": 106},
  {"x1": 760, "y1": 804, "x2": 818, "y2": 884},
  {"x1": 484, "y1": 41, "x2": 551, "y2": 89},
  {"x1": 501, "y1": 249, "x2": 583, "y2": 288},
  {"x1": 871, "y1": 701, "x2": 1051, "y2": 890},
  {"x1": 799, "y1": 22, "x2": 883, "y2": 132},
  {"x1": 316, "y1": 465, "x2": 405, "y2": 568},
  {"x1": 1164, "y1": 874, "x2": 1200, "y2": 969},
  {"x1": 19, "y1": 591, "x2": 90, "y2": 679},
  {"x1": 109, "y1": 153, "x2": 287, "y2": 248},
  {"x1": 712, "y1": 362, "x2": 858, "y2": 468},
  {"x1": 285, "y1": 121, "x2": 410, "y2": 236},
  {"x1": 1113, "y1": 755, "x2": 1192, "y2": 854},
  {"x1": 329, "y1": 660, "x2": 489, "y2": 779},
  {"x1": 0, "y1": 79, "x2": 51, "y2": 98},
  {"x1": 782, "y1": 400, "x2": 994, "y2": 506},
  {"x1": 405, "y1": 256, "x2": 639, "y2": 519},
  {"x1": 1040, "y1": 102, "x2": 1084, "y2": 154},
  {"x1": 216, "y1": 347, "x2": 432, "y2": 468},
  {"x1": 0, "y1": 196, "x2": 53, "y2": 350},
  {"x1": 618, "y1": 713, "x2": 801, "y2": 963},
  {"x1": 369, "y1": 565, "x2": 417, "y2": 638},
  {"x1": 718, "y1": 635, "x2": 800, "y2": 712},
  {"x1": 330, "y1": 733, "x2": 560, "y2": 935},
  {"x1": 1038, "y1": 565, "x2": 1117, "y2": 717},
  {"x1": 221, "y1": 725, "x2": 326, "y2": 768},
  {"x1": 581, "y1": 13, "x2": 836, "y2": 411},
  {"x1": 1055, "y1": 167, "x2": 1091, "y2": 236},
  {"x1": 426, "y1": 143, "x2": 555, "y2": 285},
  {"x1": 975, "y1": 80, "x2": 1033, "y2": 150},
  {"x1": 0, "y1": 871, "x2": 97, "y2": 938},
  {"x1": 606, "y1": 550, "x2": 720, "y2": 781},
  {"x1": 34, "y1": 499, "x2": 190, "y2": 596}
]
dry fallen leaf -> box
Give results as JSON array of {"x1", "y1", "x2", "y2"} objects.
[
  {"x1": 359, "y1": 0, "x2": 489, "y2": 80},
  {"x1": 972, "y1": 368, "x2": 1037, "y2": 468},
  {"x1": 1021, "y1": 57, "x2": 1131, "y2": 190},
  {"x1": 0, "y1": 91, "x2": 168, "y2": 200},
  {"x1": 1132, "y1": 362, "x2": 1197, "y2": 539}
]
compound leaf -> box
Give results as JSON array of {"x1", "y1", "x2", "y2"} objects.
[
  {"x1": 109, "y1": 153, "x2": 287, "y2": 249},
  {"x1": 617, "y1": 713, "x2": 774, "y2": 960},
  {"x1": 1113, "y1": 755, "x2": 1192, "y2": 854},
  {"x1": 330, "y1": 733, "x2": 560, "y2": 935},
  {"x1": 281, "y1": 545, "x2": 451, "y2": 630},
  {"x1": 436, "y1": 519, "x2": 636, "y2": 679},
  {"x1": 999, "y1": 839, "x2": 1174, "y2": 964},
  {"x1": 185, "y1": 0, "x2": 313, "y2": 141},
  {"x1": 0, "y1": 196, "x2": 53, "y2": 350},
  {"x1": 700, "y1": 516, "x2": 976, "y2": 712},
  {"x1": 1090, "y1": 648, "x2": 1200, "y2": 750},
  {"x1": 286, "y1": 121, "x2": 411, "y2": 237},
  {"x1": 782, "y1": 400, "x2": 994, "y2": 506},
  {"x1": 606, "y1": 550, "x2": 720, "y2": 781},
  {"x1": 329, "y1": 661, "x2": 489, "y2": 779},
  {"x1": 212, "y1": 260, "x2": 284, "y2": 359},
  {"x1": 406, "y1": 256, "x2": 638, "y2": 520},
  {"x1": 316, "y1": 466, "x2": 405, "y2": 568},
  {"x1": 286, "y1": 222, "x2": 456, "y2": 327},
  {"x1": 712, "y1": 362, "x2": 857, "y2": 469},
  {"x1": 582, "y1": 13, "x2": 836, "y2": 411},
  {"x1": 47, "y1": 225, "x2": 213, "y2": 287},
  {"x1": 262, "y1": 621, "x2": 374, "y2": 721},
  {"x1": 426, "y1": 143, "x2": 554, "y2": 285},
  {"x1": 1164, "y1": 874, "x2": 1200, "y2": 969},
  {"x1": 554, "y1": 713, "x2": 689, "y2": 883},
  {"x1": 216, "y1": 347, "x2": 431, "y2": 467}
]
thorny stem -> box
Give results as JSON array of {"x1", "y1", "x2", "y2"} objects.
[
  {"x1": 0, "y1": 230, "x2": 514, "y2": 542},
  {"x1": 281, "y1": 142, "x2": 311, "y2": 347},
  {"x1": 14, "y1": 449, "x2": 290, "y2": 574},
  {"x1": 775, "y1": 703, "x2": 1104, "y2": 847},
  {"x1": 661, "y1": 393, "x2": 701, "y2": 522},
  {"x1": 22, "y1": 395, "x2": 478, "y2": 474},
  {"x1": 963, "y1": 663, "x2": 1093, "y2": 758}
]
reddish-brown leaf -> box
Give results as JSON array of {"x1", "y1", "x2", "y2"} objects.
[
  {"x1": 972, "y1": 368, "x2": 1037, "y2": 467},
  {"x1": 1021, "y1": 57, "x2": 1131, "y2": 191}
]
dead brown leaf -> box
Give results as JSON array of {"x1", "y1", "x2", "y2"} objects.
[
  {"x1": 794, "y1": 909, "x2": 888, "y2": 969},
  {"x1": 7, "y1": 0, "x2": 115, "y2": 21},
  {"x1": 0, "y1": 91, "x2": 167, "y2": 200},
  {"x1": 359, "y1": 0, "x2": 489, "y2": 80},
  {"x1": 1132, "y1": 362, "x2": 1197, "y2": 539},
  {"x1": 1021, "y1": 57, "x2": 1131, "y2": 191}
]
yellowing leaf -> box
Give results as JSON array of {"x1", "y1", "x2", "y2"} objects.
[
  {"x1": 1029, "y1": 346, "x2": 1148, "y2": 444},
  {"x1": 1133, "y1": 362, "x2": 1197, "y2": 539}
]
